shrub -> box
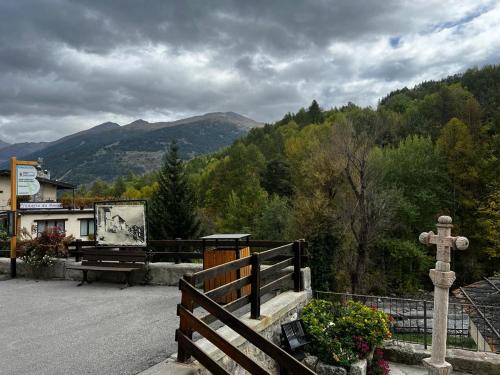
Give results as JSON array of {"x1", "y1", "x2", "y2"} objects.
[
  {"x1": 301, "y1": 299, "x2": 391, "y2": 368},
  {"x1": 20, "y1": 229, "x2": 73, "y2": 270}
]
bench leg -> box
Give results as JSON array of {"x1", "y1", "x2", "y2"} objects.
[
  {"x1": 77, "y1": 270, "x2": 92, "y2": 286},
  {"x1": 121, "y1": 272, "x2": 133, "y2": 289}
]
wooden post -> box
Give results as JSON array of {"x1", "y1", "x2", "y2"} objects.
[
  {"x1": 10, "y1": 157, "x2": 17, "y2": 278},
  {"x1": 9, "y1": 157, "x2": 39, "y2": 278},
  {"x1": 250, "y1": 252, "x2": 261, "y2": 319},
  {"x1": 177, "y1": 274, "x2": 194, "y2": 362},
  {"x1": 293, "y1": 240, "x2": 302, "y2": 292},
  {"x1": 75, "y1": 239, "x2": 82, "y2": 262}
]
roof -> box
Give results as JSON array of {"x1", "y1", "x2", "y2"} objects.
[
  {"x1": 453, "y1": 276, "x2": 500, "y2": 352},
  {"x1": 0, "y1": 169, "x2": 75, "y2": 189}
]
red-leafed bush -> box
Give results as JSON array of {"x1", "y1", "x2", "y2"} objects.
[{"x1": 20, "y1": 228, "x2": 73, "y2": 270}]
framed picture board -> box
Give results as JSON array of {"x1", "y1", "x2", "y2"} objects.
[{"x1": 94, "y1": 200, "x2": 147, "y2": 247}]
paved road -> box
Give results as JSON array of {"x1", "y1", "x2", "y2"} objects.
[{"x1": 0, "y1": 278, "x2": 180, "y2": 375}]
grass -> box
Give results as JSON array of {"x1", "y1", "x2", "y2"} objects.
[{"x1": 392, "y1": 333, "x2": 477, "y2": 350}]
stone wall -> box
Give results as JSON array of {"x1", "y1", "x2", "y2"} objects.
[
  {"x1": 383, "y1": 341, "x2": 500, "y2": 375},
  {"x1": 0, "y1": 258, "x2": 305, "y2": 287},
  {"x1": 0, "y1": 258, "x2": 202, "y2": 286}
]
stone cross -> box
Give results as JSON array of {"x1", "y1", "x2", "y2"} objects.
[{"x1": 419, "y1": 216, "x2": 469, "y2": 375}]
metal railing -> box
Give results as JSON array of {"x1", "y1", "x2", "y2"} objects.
[
  {"x1": 313, "y1": 291, "x2": 500, "y2": 353},
  {"x1": 176, "y1": 240, "x2": 314, "y2": 374}
]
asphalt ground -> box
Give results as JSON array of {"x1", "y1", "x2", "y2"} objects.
[{"x1": 0, "y1": 278, "x2": 180, "y2": 375}]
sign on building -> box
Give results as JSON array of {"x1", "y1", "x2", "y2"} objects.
[
  {"x1": 16, "y1": 165, "x2": 40, "y2": 196},
  {"x1": 20, "y1": 202, "x2": 63, "y2": 209}
]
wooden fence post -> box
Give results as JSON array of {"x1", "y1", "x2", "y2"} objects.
[
  {"x1": 177, "y1": 274, "x2": 194, "y2": 362},
  {"x1": 293, "y1": 240, "x2": 302, "y2": 292},
  {"x1": 250, "y1": 252, "x2": 261, "y2": 319},
  {"x1": 75, "y1": 239, "x2": 82, "y2": 262}
]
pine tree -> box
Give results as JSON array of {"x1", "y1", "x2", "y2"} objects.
[
  {"x1": 308, "y1": 99, "x2": 323, "y2": 124},
  {"x1": 149, "y1": 141, "x2": 200, "y2": 240}
]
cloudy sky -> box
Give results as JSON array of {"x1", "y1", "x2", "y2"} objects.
[{"x1": 0, "y1": 0, "x2": 499, "y2": 143}]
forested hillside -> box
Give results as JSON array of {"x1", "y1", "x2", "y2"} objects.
[
  {"x1": 77, "y1": 65, "x2": 499, "y2": 295},
  {"x1": 1, "y1": 112, "x2": 261, "y2": 183}
]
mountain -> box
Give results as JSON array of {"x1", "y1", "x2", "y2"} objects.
[
  {"x1": 0, "y1": 139, "x2": 9, "y2": 149},
  {"x1": 0, "y1": 142, "x2": 49, "y2": 165},
  {"x1": 14, "y1": 112, "x2": 262, "y2": 184}
]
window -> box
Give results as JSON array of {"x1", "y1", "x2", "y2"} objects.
[
  {"x1": 80, "y1": 219, "x2": 95, "y2": 236},
  {"x1": 36, "y1": 220, "x2": 66, "y2": 235}
]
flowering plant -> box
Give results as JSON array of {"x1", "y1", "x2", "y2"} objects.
[
  {"x1": 20, "y1": 228, "x2": 73, "y2": 271},
  {"x1": 368, "y1": 348, "x2": 390, "y2": 375},
  {"x1": 301, "y1": 299, "x2": 392, "y2": 368}
]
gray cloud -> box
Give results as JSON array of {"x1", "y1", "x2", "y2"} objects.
[{"x1": 0, "y1": 0, "x2": 498, "y2": 143}]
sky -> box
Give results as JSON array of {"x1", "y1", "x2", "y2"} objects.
[{"x1": 0, "y1": 0, "x2": 499, "y2": 143}]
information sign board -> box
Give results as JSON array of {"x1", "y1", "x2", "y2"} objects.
[{"x1": 16, "y1": 165, "x2": 40, "y2": 196}]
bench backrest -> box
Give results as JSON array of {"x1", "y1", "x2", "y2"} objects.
[{"x1": 80, "y1": 248, "x2": 147, "y2": 268}]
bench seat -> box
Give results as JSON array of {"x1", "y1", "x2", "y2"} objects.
[
  {"x1": 67, "y1": 249, "x2": 148, "y2": 287},
  {"x1": 66, "y1": 265, "x2": 141, "y2": 272}
]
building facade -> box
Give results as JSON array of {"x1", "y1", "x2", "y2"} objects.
[{"x1": 0, "y1": 170, "x2": 95, "y2": 240}]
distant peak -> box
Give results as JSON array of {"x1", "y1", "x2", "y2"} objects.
[
  {"x1": 93, "y1": 122, "x2": 120, "y2": 129},
  {"x1": 128, "y1": 119, "x2": 149, "y2": 126}
]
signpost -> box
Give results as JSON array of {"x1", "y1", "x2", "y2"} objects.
[{"x1": 9, "y1": 157, "x2": 40, "y2": 278}]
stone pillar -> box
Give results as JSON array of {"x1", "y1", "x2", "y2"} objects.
[{"x1": 419, "y1": 216, "x2": 469, "y2": 375}]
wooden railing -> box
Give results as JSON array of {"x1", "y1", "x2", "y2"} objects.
[
  {"x1": 176, "y1": 240, "x2": 315, "y2": 374},
  {"x1": 66, "y1": 239, "x2": 303, "y2": 264}
]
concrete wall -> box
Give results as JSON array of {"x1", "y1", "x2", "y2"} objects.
[
  {"x1": 0, "y1": 176, "x2": 10, "y2": 210},
  {"x1": 0, "y1": 257, "x2": 203, "y2": 285}
]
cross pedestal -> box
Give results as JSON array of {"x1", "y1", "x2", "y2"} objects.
[{"x1": 419, "y1": 216, "x2": 469, "y2": 375}]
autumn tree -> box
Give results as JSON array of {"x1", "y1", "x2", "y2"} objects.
[{"x1": 332, "y1": 115, "x2": 396, "y2": 293}]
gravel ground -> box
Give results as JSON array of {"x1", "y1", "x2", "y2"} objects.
[{"x1": 0, "y1": 278, "x2": 180, "y2": 375}]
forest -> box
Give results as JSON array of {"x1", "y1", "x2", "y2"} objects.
[{"x1": 72, "y1": 65, "x2": 499, "y2": 295}]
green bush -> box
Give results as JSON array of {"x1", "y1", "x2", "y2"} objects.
[{"x1": 301, "y1": 299, "x2": 391, "y2": 367}]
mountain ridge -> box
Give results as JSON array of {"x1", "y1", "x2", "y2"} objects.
[{"x1": 2, "y1": 111, "x2": 263, "y2": 184}]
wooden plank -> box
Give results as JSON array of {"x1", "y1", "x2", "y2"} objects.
[
  {"x1": 240, "y1": 247, "x2": 251, "y2": 297},
  {"x1": 260, "y1": 272, "x2": 294, "y2": 296},
  {"x1": 176, "y1": 331, "x2": 232, "y2": 375},
  {"x1": 82, "y1": 255, "x2": 146, "y2": 262},
  {"x1": 178, "y1": 306, "x2": 270, "y2": 375},
  {"x1": 200, "y1": 295, "x2": 251, "y2": 325},
  {"x1": 179, "y1": 279, "x2": 315, "y2": 375},
  {"x1": 205, "y1": 276, "x2": 252, "y2": 300},
  {"x1": 81, "y1": 261, "x2": 143, "y2": 268},
  {"x1": 260, "y1": 258, "x2": 293, "y2": 279},
  {"x1": 194, "y1": 257, "x2": 251, "y2": 285},
  {"x1": 258, "y1": 244, "x2": 294, "y2": 262},
  {"x1": 66, "y1": 266, "x2": 136, "y2": 272}
]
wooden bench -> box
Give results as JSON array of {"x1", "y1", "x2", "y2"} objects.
[{"x1": 66, "y1": 248, "x2": 148, "y2": 287}]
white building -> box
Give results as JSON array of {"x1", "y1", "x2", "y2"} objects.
[{"x1": 0, "y1": 169, "x2": 95, "y2": 240}]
